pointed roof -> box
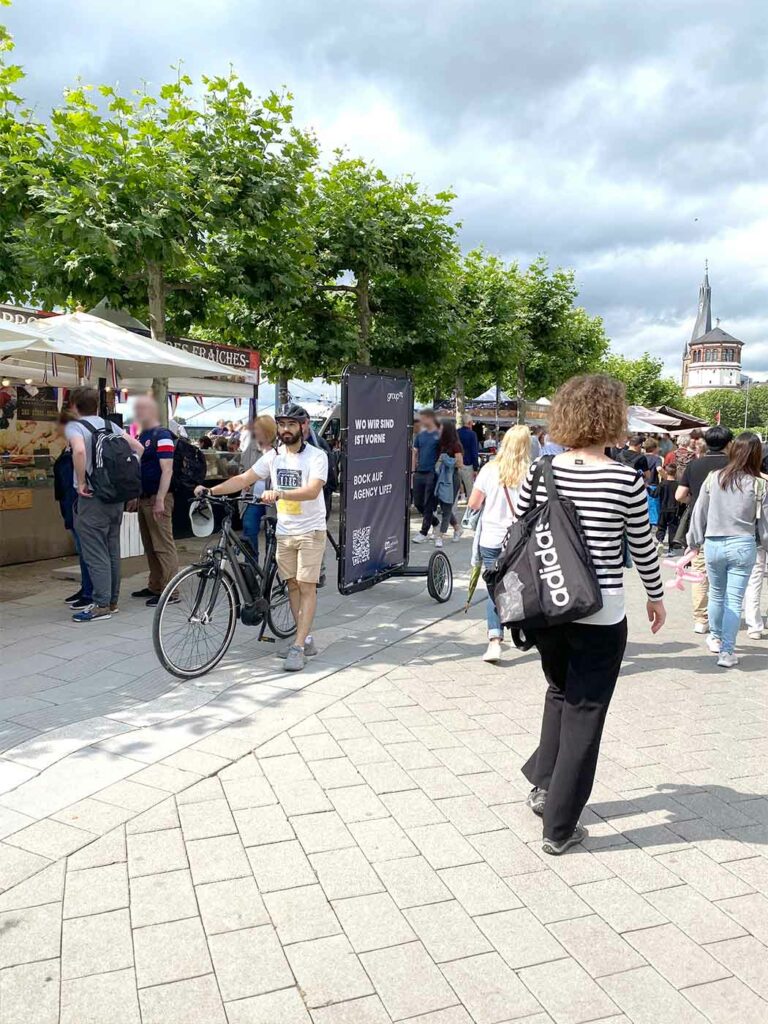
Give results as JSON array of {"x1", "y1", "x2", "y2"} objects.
[
  {"x1": 690, "y1": 261, "x2": 712, "y2": 341},
  {"x1": 691, "y1": 326, "x2": 742, "y2": 346}
]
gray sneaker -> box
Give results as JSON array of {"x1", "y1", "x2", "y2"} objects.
[
  {"x1": 304, "y1": 636, "x2": 318, "y2": 657},
  {"x1": 526, "y1": 787, "x2": 547, "y2": 817},
  {"x1": 278, "y1": 638, "x2": 317, "y2": 659},
  {"x1": 542, "y1": 823, "x2": 587, "y2": 856},
  {"x1": 283, "y1": 645, "x2": 306, "y2": 672}
]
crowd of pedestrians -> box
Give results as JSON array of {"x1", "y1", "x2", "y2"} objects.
[
  {"x1": 52, "y1": 378, "x2": 766, "y2": 858},
  {"x1": 444, "y1": 374, "x2": 767, "y2": 854}
]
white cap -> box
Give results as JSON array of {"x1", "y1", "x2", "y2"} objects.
[{"x1": 189, "y1": 499, "x2": 214, "y2": 538}]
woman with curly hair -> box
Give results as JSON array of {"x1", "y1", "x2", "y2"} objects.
[{"x1": 515, "y1": 374, "x2": 666, "y2": 855}]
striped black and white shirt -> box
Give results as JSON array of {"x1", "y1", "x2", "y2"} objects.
[{"x1": 516, "y1": 457, "x2": 664, "y2": 624}]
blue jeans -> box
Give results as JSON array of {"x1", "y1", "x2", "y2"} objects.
[
  {"x1": 479, "y1": 544, "x2": 503, "y2": 639},
  {"x1": 71, "y1": 525, "x2": 93, "y2": 601},
  {"x1": 705, "y1": 536, "x2": 757, "y2": 654},
  {"x1": 242, "y1": 503, "x2": 265, "y2": 560}
]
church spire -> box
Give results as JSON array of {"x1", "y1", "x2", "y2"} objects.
[{"x1": 690, "y1": 260, "x2": 712, "y2": 341}]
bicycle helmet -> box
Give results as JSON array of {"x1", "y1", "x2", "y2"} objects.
[
  {"x1": 189, "y1": 498, "x2": 214, "y2": 537},
  {"x1": 275, "y1": 402, "x2": 309, "y2": 423}
]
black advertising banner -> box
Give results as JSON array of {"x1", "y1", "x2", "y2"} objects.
[{"x1": 339, "y1": 365, "x2": 413, "y2": 594}]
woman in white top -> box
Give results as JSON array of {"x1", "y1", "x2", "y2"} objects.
[
  {"x1": 467, "y1": 424, "x2": 531, "y2": 664},
  {"x1": 241, "y1": 415, "x2": 277, "y2": 557}
]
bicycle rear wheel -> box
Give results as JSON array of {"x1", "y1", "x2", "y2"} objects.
[
  {"x1": 153, "y1": 564, "x2": 238, "y2": 678},
  {"x1": 427, "y1": 550, "x2": 453, "y2": 603},
  {"x1": 266, "y1": 565, "x2": 296, "y2": 640}
]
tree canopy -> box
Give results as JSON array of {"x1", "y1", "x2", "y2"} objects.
[
  {"x1": 0, "y1": 12, "x2": 680, "y2": 411},
  {"x1": 598, "y1": 352, "x2": 685, "y2": 408}
]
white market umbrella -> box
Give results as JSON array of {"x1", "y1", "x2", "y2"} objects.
[
  {"x1": 472, "y1": 385, "x2": 514, "y2": 403},
  {"x1": 628, "y1": 405, "x2": 679, "y2": 428},
  {"x1": 627, "y1": 412, "x2": 665, "y2": 432},
  {"x1": 0, "y1": 312, "x2": 245, "y2": 382}
]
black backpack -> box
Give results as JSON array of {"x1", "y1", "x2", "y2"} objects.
[
  {"x1": 170, "y1": 434, "x2": 206, "y2": 492},
  {"x1": 484, "y1": 457, "x2": 603, "y2": 649},
  {"x1": 81, "y1": 420, "x2": 141, "y2": 503}
]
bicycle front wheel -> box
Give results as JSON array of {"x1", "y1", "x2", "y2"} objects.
[
  {"x1": 153, "y1": 564, "x2": 239, "y2": 678},
  {"x1": 266, "y1": 565, "x2": 296, "y2": 640}
]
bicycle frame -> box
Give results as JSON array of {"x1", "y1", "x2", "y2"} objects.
[{"x1": 189, "y1": 499, "x2": 278, "y2": 627}]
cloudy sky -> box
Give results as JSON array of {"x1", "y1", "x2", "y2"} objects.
[{"x1": 7, "y1": 0, "x2": 768, "y2": 384}]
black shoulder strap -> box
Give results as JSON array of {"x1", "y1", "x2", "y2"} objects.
[
  {"x1": 79, "y1": 420, "x2": 99, "y2": 435},
  {"x1": 530, "y1": 455, "x2": 559, "y2": 506}
]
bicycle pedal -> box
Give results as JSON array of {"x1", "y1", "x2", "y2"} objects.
[{"x1": 258, "y1": 636, "x2": 276, "y2": 644}]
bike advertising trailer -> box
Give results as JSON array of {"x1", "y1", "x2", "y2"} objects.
[{"x1": 332, "y1": 364, "x2": 453, "y2": 603}]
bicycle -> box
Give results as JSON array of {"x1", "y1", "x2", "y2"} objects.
[{"x1": 152, "y1": 496, "x2": 296, "y2": 679}]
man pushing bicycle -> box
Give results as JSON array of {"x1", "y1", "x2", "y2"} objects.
[{"x1": 195, "y1": 403, "x2": 328, "y2": 671}]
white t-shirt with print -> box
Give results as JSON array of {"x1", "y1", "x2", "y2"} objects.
[
  {"x1": 474, "y1": 461, "x2": 520, "y2": 549},
  {"x1": 252, "y1": 444, "x2": 328, "y2": 536}
]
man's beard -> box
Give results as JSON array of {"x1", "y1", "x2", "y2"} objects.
[{"x1": 279, "y1": 428, "x2": 301, "y2": 446}]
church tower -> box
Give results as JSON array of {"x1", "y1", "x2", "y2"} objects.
[{"x1": 682, "y1": 264, "x2": 743, "y2": 396}]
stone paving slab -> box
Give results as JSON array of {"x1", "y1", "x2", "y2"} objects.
[{"x1": 1, "y1": 541, "x2": 768, "y2": 1021}]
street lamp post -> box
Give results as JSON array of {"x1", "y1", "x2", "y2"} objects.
[{"x1": 744, "y1": 377, "x2": 751, "y2": 430}]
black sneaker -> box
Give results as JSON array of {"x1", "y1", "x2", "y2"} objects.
[
  {"x1": 542, "y1": 823, "x2": 587, "y2": 856},
  {"x1": 146, "y1": 594, "x2": 179, "y2": 606},
  {"x1": 132, "y1": 587, "x2": 156, "y2": 599},
  {"x1": 526, "y1": 787, "x2": 547, "y2": 817},
  {"x1": 64, "y1": 590, "x2": 83, "y2": 604},
  {"x1": 70, "y1": 597, "x2": 94, "y2": 610}
]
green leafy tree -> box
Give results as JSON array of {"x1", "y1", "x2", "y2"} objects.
[
  {"x1": 599, "y1": 351, "x2": 685, "y2": 408},
  {"x1": 19, "y1": 70, "x2": 316, "y2": 419},
  {"x1": 688, "y1": 385, "x2": 768, "y2": 431},
  {"x1": 415, "y1": 249, "x2": 524, "y2": 418},
  {"x1": 311, "y1": 156, "x2": 459, "y2": 365},
  {"x1": 0, "y1": 2, "x2": 43, "y2": 300},
  {"x1": 512, "y1": 259, "x2": 608, "y2": 418}
]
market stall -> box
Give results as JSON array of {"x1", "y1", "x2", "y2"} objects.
[{"x1": 0, "y1": 309, "x2": 247, "y2": 566}]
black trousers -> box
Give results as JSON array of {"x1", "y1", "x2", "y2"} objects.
[
  {"x1": 522, "y1": 618, "x2": 628, "y2": 841},
  {"x1": 412, "y1": 470, "x2": 438, "y2": 535}
]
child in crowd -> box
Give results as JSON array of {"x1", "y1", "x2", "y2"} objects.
[{"x1": 656, "y1": 464, "x2": 682, "y2": 554}]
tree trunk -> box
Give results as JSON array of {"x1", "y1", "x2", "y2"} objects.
[
  {"x1": 277, "y1": 375, "x2": 290, "y2": 407},
  {"x1": 355, "y1": 271, "x2": 372, "y2": 364},
  {"x1": 455, "y1": 375, "x2": 465, "y2": 429},
  {"x1": 147, "y1": 261, "x2": 169, "y2": 427},
  {"x1": 516, "y1": 360, "x2": 526, "y2": 424}
]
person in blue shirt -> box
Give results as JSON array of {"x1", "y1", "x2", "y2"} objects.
[
  {"x1": 412, "y1": 409, "x2": 440, "y2": 540},
  {"x1": 130, "y1": 396, "x2": 179, "y2": 605},
  {"x1": 457, "y1": 414, "x2": 479, "y2": 501}
]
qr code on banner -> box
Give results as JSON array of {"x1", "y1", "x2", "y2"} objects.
[{"x1": 352, "y1": 525, "x2": 371, "y2": 566}]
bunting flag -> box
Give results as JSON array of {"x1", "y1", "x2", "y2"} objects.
[
  {"x1": 120, "y1": 388, "x2": 130, "y2": 403},
  {"x1": 233, "y1": 397, "x2": 242, "y2": 408},
  {"x1": 106, "y1": 358, "x2": 119, "y2": 390},
  {"x1": 193, "y1": 395, "x2": 206, "y2": 409},
  {"x1": 168, "y1": 393, "x2": 180, "y2": 417},
  {"x1": 83, "y1": 356, "x2": 93, "y2": 380},
  {"x1": 55, "y1": 387, "x2": 66, "y2": 412}
]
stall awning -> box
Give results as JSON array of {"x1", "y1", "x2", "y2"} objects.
[
  {"x1": 628, "y1": 405, "x2": 680, "y2": 429},
  {"x1": 0, "y1": 312, "x2": 246, "y2": 382}
]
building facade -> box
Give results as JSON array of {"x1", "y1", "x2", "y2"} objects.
[{"x1": 682, "y1": 266, "x2": 743, "y2": 396}]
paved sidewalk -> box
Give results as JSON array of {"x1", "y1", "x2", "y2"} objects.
[{"x1": 1, "y1": 550, "x2": 768, "y2": 1022}]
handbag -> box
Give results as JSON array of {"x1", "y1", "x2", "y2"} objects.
[{"x1": 484, "y1": 457, "x2": 603, "y2": 648}]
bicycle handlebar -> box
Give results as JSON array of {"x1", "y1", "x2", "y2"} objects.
[{"x1": 191, "y1": 493, "x2": 264, "y2": 506}]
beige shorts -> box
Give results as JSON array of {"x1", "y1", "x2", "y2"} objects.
[{"x1": 276, "y1": 530, "x2": 326, "y2": 584}]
